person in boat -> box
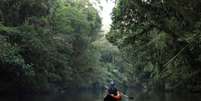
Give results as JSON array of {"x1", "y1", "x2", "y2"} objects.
[
  {"x1": 104, "y1": 81, "x2": 122, "y2": 101},
  {"x1": 108, "y1": 80, "x2": 118, "y2": 95}
]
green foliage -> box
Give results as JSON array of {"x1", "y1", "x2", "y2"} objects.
[
  {"x1": 0, "y1": 0, "x2": 104, "y2": 92},
  {"x1": 107, "y1": 0, "x2": 201, "y2": 91}
]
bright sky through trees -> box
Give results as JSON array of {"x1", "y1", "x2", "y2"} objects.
[{"x1": 89, "y1": 0, "x2": 115, "y2": 33}]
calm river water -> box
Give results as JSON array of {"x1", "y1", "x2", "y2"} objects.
[{"x1": 0, "y1": 89, "x2": 201, "y2": 101}]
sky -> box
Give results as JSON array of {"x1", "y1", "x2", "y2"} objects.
[{"x1": 89, "y1": 0, "x2": 116, "y2": 33}]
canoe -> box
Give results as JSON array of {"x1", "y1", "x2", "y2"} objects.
[{"x1": 104, "y1": 94, "x2": 122, "y2": 101}]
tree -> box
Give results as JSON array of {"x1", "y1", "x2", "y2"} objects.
[{"x1": 107, "y1": 0, "x2": 201, "y2": 91}]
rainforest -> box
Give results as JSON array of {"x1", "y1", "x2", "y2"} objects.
[{"x1": 0, "y1": 0, "x2": 201, "y2": 101}]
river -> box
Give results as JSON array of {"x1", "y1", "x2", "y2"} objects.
[{"x1": 0, "y1": 89, "x2": 201, "y2": 101}]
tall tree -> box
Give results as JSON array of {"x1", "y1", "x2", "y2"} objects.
[{"x1": 107, "y1": 0, "x2": 201, "y2": 91}]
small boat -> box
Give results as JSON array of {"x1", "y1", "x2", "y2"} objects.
[{"x1": 104, "y1": 92, "x2": 122, "y2": 101}]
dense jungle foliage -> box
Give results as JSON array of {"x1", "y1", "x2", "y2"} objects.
[
  {"x1": 107, "y1": 0, "x2": 201, "y2": 92},
  {"x1": 1, "y1": 0, "x2": 201, "y2": 94},
  {"x1": 0, "y1": 0, "x2": 129, "y2": 93}
]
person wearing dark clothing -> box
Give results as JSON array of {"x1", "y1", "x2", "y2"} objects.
[
  {"x1": 104, "y1": 81, "x2": 121, "y2": 101},
  {"x1": 108, "y1": 81, "x2": 118, "y2": 95}
]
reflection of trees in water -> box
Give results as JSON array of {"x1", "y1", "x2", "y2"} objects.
[
  {"x1": 134, "y1": 91, "x2": 201, "y2": 101},
  {"x1": 1, "y1": 90, "x2": 201, "y2": 101}
]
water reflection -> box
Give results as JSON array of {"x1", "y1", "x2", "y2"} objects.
[
  {"x1": 0, "y1": 89, "x2": 201, "y2": 101},
  {"x1": 134, "y1": 91, "x2": 201, "y2": 101},
  {"x1": 0, "y1": 90, "x2": 104, "y2": 101}
]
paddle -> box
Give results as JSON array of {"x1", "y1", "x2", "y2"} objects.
[{"x1": 121, "y1": 92, "x2": 134, "y2": 100}]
